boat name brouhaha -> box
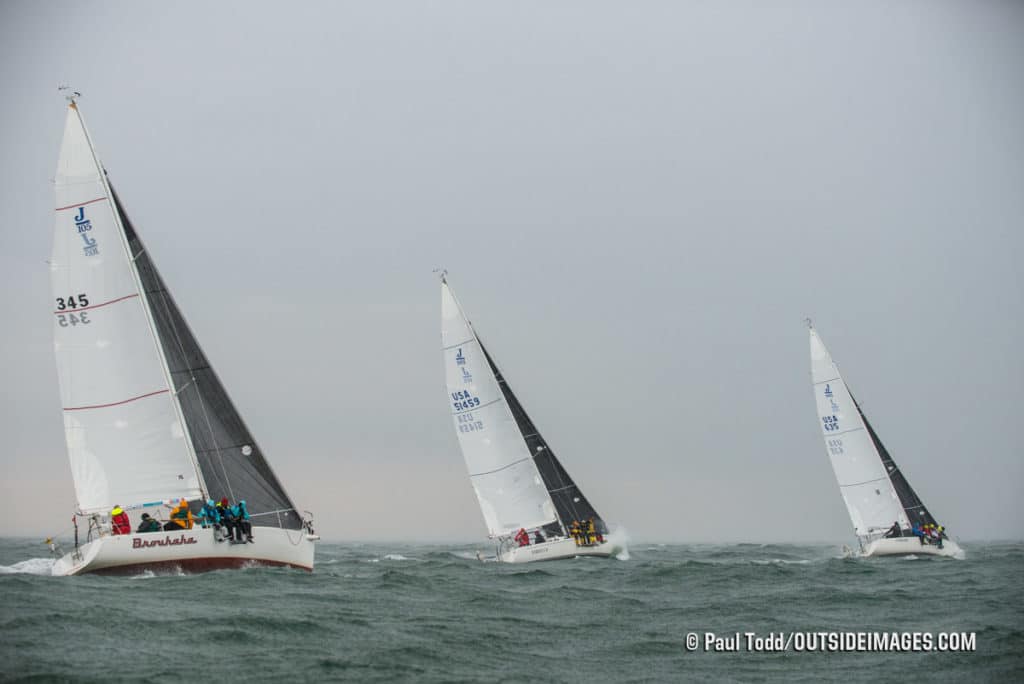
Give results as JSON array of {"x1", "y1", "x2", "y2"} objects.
[{"x1": 131, "y1": 534, "x2": 198, "y2": 549}]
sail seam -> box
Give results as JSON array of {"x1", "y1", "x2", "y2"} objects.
[
  {"x1": 825, "y1": 426, "x2": 864, "y2": 438},
  {"x1": 451, "y1": 397, "x2": 503, "y2": 414},
  {"x1": 63, "y1": 388, "x2": 169, "y2": 412},
  {"x1": 55, "y1": 196, "x2": 107, "y2": 212},
  {"x1": 839, "y1": 476, "x2": 890, "y2": 488},
  {"x1": 52, "y1": 293, "x2": 138, "y2": 315},
  {"x1": 470, "y1": 457, "x2": 530, "y2": 478},
  {"x1": 443, "y1": 337, "x2": 476, "y2": 351},
  {"x1": 813, "y1": 376, "x2": 842, "y2": 386}
]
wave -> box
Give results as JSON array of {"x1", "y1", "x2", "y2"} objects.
[{"x1": 0, "y1": 558, "x2": 55, "y2": 576}]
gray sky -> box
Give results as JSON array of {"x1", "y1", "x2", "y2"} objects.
[{"x1": 2, "y1": 1, "x2": 1021, "y2": 544}]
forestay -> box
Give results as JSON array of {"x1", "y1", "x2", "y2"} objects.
[
  {"x1": 441, "y1": 280, "x2": 558, "y2": 537},
  {"x1": 809, "y1": 328, "x2": 907, "y2": 538},
  {"x1": 51, "y1": 104, "x2": 202, "y2": 513}
]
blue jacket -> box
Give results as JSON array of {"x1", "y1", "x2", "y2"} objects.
[
  {"x1": 197, "y1": 502, "x2": 221, "y2": 527},
  {"x1": 229, "y1": 501, "x2": 250, "y2": 521}
]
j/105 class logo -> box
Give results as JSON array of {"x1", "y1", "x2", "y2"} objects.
[{"x1": 74, "y1": 207, "x2": 99, "y2": 257}]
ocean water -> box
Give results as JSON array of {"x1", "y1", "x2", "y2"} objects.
[{"x1": 1, "y1": 538, "x2": 1021, "y2": 682}]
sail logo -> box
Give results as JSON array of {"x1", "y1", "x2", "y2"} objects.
[
  {"x1": 824, "y1": 384, "x2": 840, "y2": 413},
  {"x1": 74, "y1": 207, "x2": 99, "y2": 257},
  {"x1": 461, "y1": 366, "x2": 473, "y2": 383},
  {"x1": 455, "y1": 348, "x2": 466, "y2": 366},
  {"x1": 131, "y1": 534, "x2": 198, "y2": 549}
]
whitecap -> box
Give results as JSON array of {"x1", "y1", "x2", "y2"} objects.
[{"x1": 0, "y1": 558, "x2": 56, "y2": 576}]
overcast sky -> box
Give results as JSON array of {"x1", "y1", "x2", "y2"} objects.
[{"x1": 2, "y1": 1, "x2": 1021, "y2": 545}]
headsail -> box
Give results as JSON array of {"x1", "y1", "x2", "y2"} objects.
[
  {"x1": 52, "y1": 103, "x2": 202, "y2": 513},
  {"x1": 809, "y1": 326, "x2": 907, "y2": 538},
  {"x1": 441, "y1": 279, "x2": 558, "y2": 537}
]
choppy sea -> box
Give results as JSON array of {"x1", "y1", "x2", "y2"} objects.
[{"x1": 1, "y1": 538, "x2": 1021, "y2": 682}]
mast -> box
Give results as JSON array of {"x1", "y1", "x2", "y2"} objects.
[{"x1": 65, "y1": 94, "x2": 208, "y2": 500}]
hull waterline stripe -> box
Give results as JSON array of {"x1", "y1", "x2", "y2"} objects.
[
  {"x1": 55, "y1": 197, "x2": 108, "y2": 212},
  {"x1": 64, "y1": 388, "x2": 169, "y2": 412},
  {"x1": 53, "y1": 293, "x2": 139, "y2": 315}
]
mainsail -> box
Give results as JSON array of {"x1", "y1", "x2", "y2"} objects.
[
  {"x1": 441, "y1": 277, "x2": 604, "y2": 538},
  {"x1": 52, "y1": 101, "x2": 300, "y2": 529},
  {"x1": 809, "y1": 326, "x2": 937, "y2": 538}
]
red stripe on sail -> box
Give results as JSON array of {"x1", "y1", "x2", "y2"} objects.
[
  {"x1": 53, "y1": 294, "x2": 139, "y2": 315},
  {"x1": 55, "y1": 197, "x2": 108, "y2": 212},
  {"x1": 63, "y1": 389, "x2": 169, "y2": 412}
]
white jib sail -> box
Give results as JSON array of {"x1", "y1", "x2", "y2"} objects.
[
  {"x1": 51, "y1": 103, "x2": 202, "y2": 514},
  {"x1": 441, "y1": 280, "x2": 558, "y2": 537},
  {"x1": 809, "y1": 327, "x2": 907, "y2": 538}
]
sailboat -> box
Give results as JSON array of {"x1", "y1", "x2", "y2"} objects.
[
  {"x1": 47, "y1": 94, "x2": 317, "y2": 575},
  {"x1": 808, "y1": 322, "x2": 962, "y2": 558},
  {"x1": 440, "y1": 274, "x2": 622, "y2": 563}
]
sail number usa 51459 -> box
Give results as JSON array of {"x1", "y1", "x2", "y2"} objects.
[{"x1": 451, "y1": 390, "x2": 480, "y2": 412}]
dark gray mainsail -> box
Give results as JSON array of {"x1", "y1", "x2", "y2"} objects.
[
  {"x1": 112, "y1": 187, "x2": 302, "y2": 530},
  {"x1": 477, "y1": 339, "x2": 607, "y2": 537}
]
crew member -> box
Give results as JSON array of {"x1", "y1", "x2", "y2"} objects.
[
  {"x1": 110, "y1": 505, "x2": 131, "y2": 535},
  {"x1": 570, "y1": 520, "x2": 581, "y2": 546},
  {"x1": 136, "y1": 512, "x2": 161, "y2": 533},
  {"x1": 232, "y1": 499, "x2": 253, "y2": 543},
  {"x1": 163, "y1": 498, "x2": 193, "y2": 531}
]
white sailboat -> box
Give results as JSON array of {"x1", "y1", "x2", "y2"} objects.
[
  {"x1": 48, "y1": 94, "x2": 317, "y2": 575},
  {"x1": 440, "y1": 274, "x2": 622, "y2": 563},
  {"x1": 808, "y1": 323, "x2": 963, "y2": 559}
]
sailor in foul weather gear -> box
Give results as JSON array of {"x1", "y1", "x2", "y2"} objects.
[
  {"x1": 586, "y1": 519, "x2": 597, "y2": 545},
  {"x1": 570, "y1": 520, "x2": 581, "y2": 546},
  {"x1": 136, "y1": 513, "x2": 161, "y2": 533},
  {"x1": 533, "y1": 530, "x2": 544, "y2": 545},
  {"x1": 231, "y1": 500, "x2": 253, "y2": 543},
  {"x1": 110, "y1": 505, "x2": 131, "y2": 535},
  {"x1": 514, "y1": 528, "x2": 530, "y2": 547},
  {"x1": 163, "y1": 498, "x2": 193, "y2": 531}
]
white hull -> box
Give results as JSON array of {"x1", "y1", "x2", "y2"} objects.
[
  {"x1": 498, "y1": 537, "x2": 621, "y2": 563},
  {"x1": 52, "y1": 525, "x2": 317, "y2": 576},
  {"x1": 860, "y1": 537, "x2": 964, "y2": 559}
]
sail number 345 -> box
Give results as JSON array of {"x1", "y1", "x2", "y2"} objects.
[{"x1": 55, "y1": 293, "x2": 92, "y2": 327}]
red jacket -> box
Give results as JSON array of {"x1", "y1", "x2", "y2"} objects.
[{"x1": 111, "y1": 510, "x2": 131, "y2": 535}]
